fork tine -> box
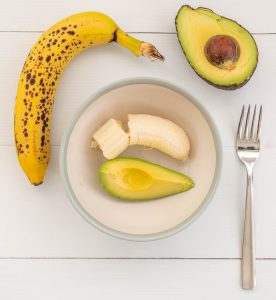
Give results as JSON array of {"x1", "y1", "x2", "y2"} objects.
[
  {"x1": 250, "y1": 105, "x2": 257, "y2": 140},
  {"x1": 237, "y1": 105, "x2": 245, "y2": 140},
  {"x1": 244, "y1": 105, "x2": 251, "y2": 140},
  {"x1": 256, "y1": 105, "x2": 262, "y2": 142}
]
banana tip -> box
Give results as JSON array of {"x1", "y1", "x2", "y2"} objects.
[{"x1": 32, "y1": 181, "x2": 43, "y2": 186}]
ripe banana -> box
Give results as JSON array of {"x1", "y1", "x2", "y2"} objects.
[
  {"x1": 14, "y1": 12, "x2": 164, "y2": 185},
  {"x1": 92, "y1": 119, "x2": 129, "y2": 159},
  {"x1": 92, "y1": 114, "x2": 190, "y2": 160}
]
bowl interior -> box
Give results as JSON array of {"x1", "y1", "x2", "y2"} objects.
[{"x1": 61, "y1": 81, "x2": 221, "y2": 240}]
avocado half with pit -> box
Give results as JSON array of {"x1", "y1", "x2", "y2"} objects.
[{"x1": 175, "y1": 5, "x2": 258, "y2": 90}]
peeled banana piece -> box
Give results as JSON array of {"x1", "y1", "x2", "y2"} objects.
[
  {"x1": 92, "y1": 119, "x2": 129, "y2": 159},
  {"x1": 91, "y1": 114, "x2": 190, "y2": 160},
  {"x1": 128, "y1": 114, "x2": 190, "y2": 160},
  {"x1": 14, "y1": 12, "x2": 164, "y2": 185}
]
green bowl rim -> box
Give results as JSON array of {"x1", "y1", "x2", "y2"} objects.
[{"x1": 60, "y1": 77, "x2": 223, "y2": 242}]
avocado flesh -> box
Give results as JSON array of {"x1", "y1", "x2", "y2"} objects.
[
  {"x1": 99, "y1": 158, "x2": 194, "y2": 200},
  {"x1": 175, "y1": 5, "x2": 258, "y2": 89}
]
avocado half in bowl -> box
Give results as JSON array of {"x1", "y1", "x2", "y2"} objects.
[
  {"x1": 60, "y1": 79, "x2": 222, "y2": 241},
  {"x1": 175, "y1": 5, "x2": 258, "y2": 90}
]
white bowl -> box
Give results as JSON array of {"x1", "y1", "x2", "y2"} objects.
[{"x1": 60, "y1": 78, "x2": 222, "y2": 241}]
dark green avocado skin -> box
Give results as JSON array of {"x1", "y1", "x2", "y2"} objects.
[{"x1": 175, "y1": 5, "x2": 259, "y2": 90}]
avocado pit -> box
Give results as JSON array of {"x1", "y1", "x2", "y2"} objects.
[{"x1": 204, "y1": 35, "x2": 240, "y2": 70}]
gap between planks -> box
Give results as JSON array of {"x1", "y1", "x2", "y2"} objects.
[
  {"x1": 0, "y1": 31, "x2": 275, "y2": 35},
  {"x1": 0, "y1": 257, "x2": 275, "y2": 260},
  {"x1": 0, "y1": 145, "x2": 236, "y2": 148}
]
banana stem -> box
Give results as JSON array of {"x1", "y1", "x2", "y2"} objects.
[{"x1": 115, "y1": 29, "x2": 164, "y2": 61}]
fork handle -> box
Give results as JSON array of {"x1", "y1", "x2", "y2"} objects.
[{"x1": 242, "y1": 167, "x2": 256, "y2": 290}]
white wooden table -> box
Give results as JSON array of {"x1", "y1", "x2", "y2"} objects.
[{"x1": 1, "y1": 0, "x2": 276, "y2": 298}]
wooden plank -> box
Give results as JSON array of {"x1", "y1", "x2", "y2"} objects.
[
  {"x1": 0, "y1": 259, "x2": 275, "y2": 299},
  {"x1": 1, "y1": 33, "x2": 275, "y2": 148},
  {"x1": 0, "y1": 0, "x2": 275, "y2": 33},
  {"x1": 0, "y1": 146, "x2": 275, "y2": 258}
]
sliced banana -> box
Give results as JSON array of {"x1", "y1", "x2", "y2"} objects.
[
  {"x1": 91, "y1": 114, "x2": 190, "y2": 160},
  {"x1": 92, "y1": 119, "x2": 129, "y2": 159}
]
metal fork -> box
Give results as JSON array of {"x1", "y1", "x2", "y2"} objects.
[{"x1": 236, "y1": 105, "x2": 262, "y2": 290}]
